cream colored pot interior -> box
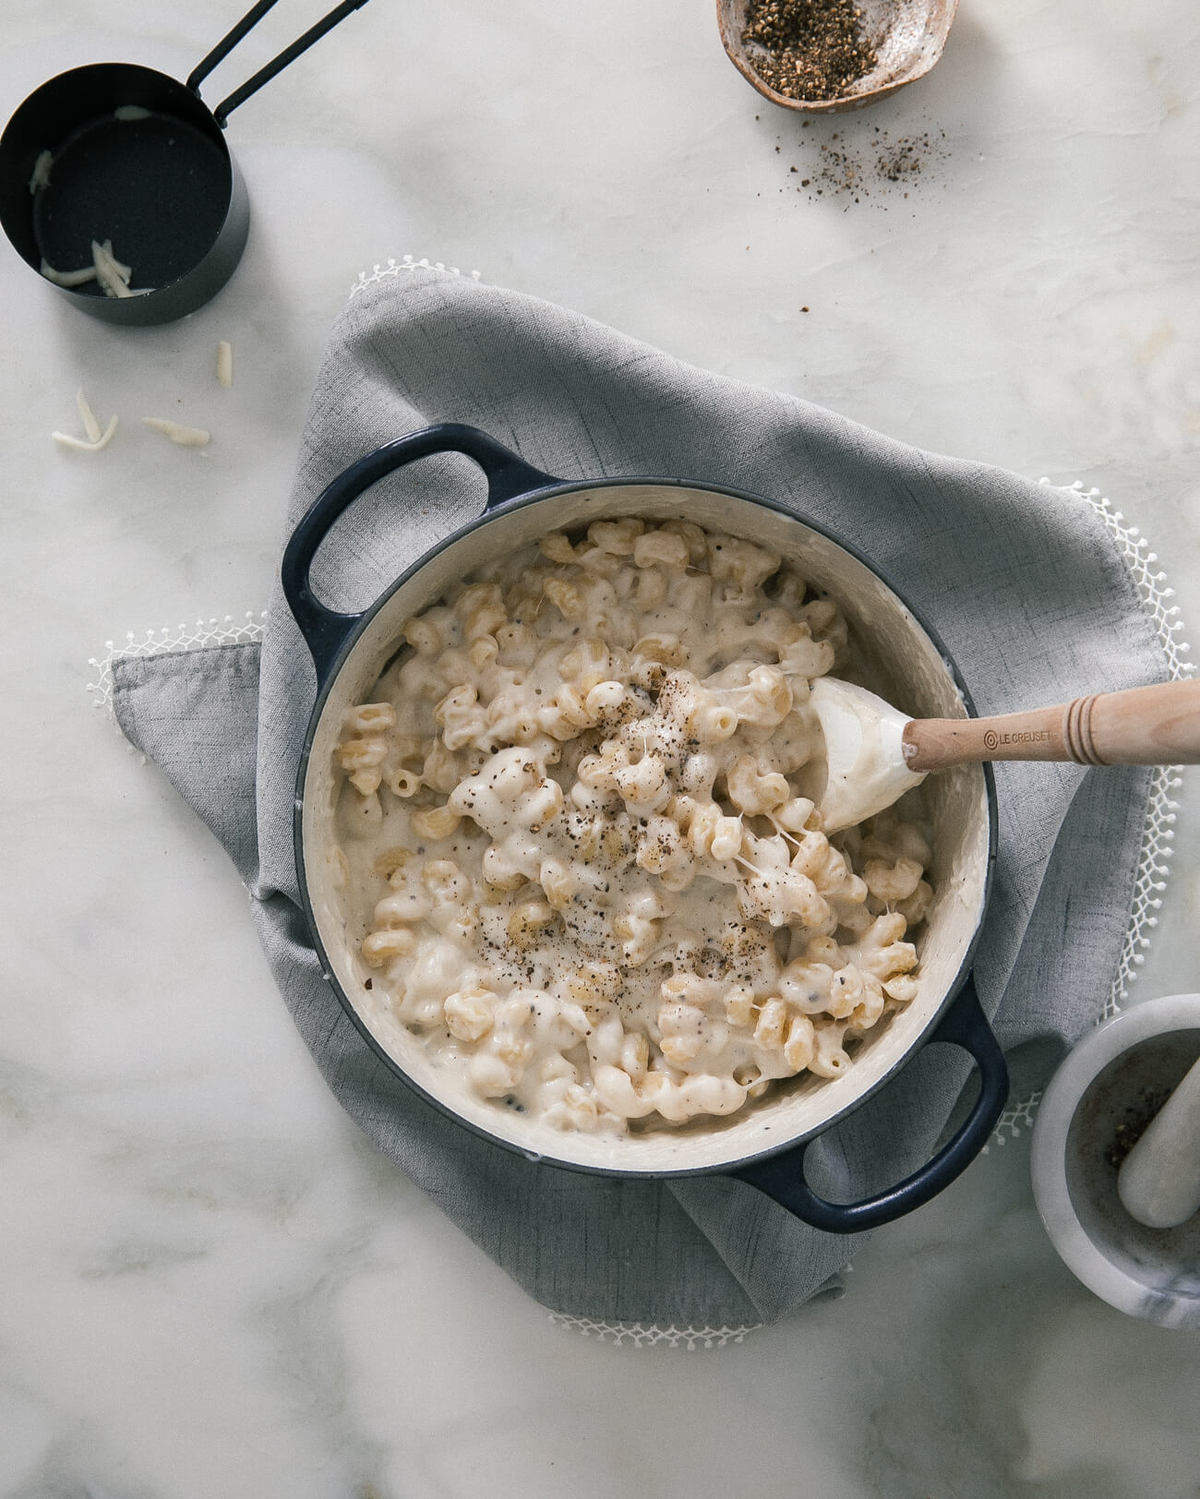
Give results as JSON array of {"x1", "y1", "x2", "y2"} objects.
[{"x1": 300, "y1": 483, "x2": 992, "y2": 1175}]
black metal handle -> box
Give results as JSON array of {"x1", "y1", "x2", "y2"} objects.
[
  {"x1": 281, "y1": 422, "x2": 557, "y2": 684},
  {"x1": 733, "y1": 976, "x2": 1008, "y2": 1234},
  {"x1": 187, "y1": 0, "x2": 373, "y2": 126}
]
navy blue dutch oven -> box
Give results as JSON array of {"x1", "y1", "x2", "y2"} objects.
[{"x1": 281, "y1": 423, "x2": 1006, "y2": 1234}]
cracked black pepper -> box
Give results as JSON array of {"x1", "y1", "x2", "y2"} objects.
[{"x1": 742, "y1": 0, "x2": 877, "y2": 102}]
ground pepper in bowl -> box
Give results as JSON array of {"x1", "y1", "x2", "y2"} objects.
[{"x1": 742, "y1": 0, "x2": 877, "y2": 102}]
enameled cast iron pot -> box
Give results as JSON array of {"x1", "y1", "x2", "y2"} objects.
[{"x1": 282, "y1": 423, "x2": 1006, "y2": 1233}]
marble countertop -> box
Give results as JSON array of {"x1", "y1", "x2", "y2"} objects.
[{"x1": 3, "y1": 2, "x2": 1199, "y2": 1494}]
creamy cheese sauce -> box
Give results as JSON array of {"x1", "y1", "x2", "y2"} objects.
[{"x1": 330, "y1": 517, "x2": 934, "y2": 1137}]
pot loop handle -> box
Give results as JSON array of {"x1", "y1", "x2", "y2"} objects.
[
  {"x1": 733, "y1": 976, "x2": 1008, "y2": 1234},
  {"x1": 281, "y1": 422, "x2": 557, "y2": 684}
]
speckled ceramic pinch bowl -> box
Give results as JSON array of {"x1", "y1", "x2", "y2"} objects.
[{"x1": 1031, "y1": 993, "x2": 1200, "y2": 1329}]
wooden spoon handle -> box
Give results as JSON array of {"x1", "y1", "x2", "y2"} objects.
[{"x1": 904, "y1": 678, "x2": 1200, "y2": 773}]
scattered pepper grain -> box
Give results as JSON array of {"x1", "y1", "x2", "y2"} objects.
[{"x1": 1106, "y1": 1086, "x2": 1172, "y2": 1170}]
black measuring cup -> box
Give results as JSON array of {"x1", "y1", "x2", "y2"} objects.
[{"x1": 0, "y1": 0, "x2": 370, "y2": 326}]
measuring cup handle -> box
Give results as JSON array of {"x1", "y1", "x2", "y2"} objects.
[
  {"x1": 189, "y1": 0, "x2": 374, "y2": 126},
  {"x1": 732, "y1": 976, "x2": 1008, "y2": 1234},
  {"x1": 280, "y1": 422, "x2": 556, "y2": 684}
]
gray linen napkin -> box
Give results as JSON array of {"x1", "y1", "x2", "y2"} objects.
[{"x1": 112, "y1": 263, "x2": 1171, "y2": 1331}]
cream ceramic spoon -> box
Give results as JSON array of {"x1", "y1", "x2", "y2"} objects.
[
  {"x1": 810, "y1": 675, "x2": 1200, "y2": 832},
  {"x1": 1117, "y1": 1054, "x2": 1200, "y2": 1229}
]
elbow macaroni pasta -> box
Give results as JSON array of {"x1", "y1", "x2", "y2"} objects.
[{"x1": 331, "y1": 518, "x2": 933, "y2": 1136}]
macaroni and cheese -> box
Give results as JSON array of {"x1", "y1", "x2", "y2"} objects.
[{"x1": 330, "y1": 517, "x2": 934, "y2": 1136}]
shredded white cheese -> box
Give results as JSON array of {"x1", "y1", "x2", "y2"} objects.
[
  {"x1": 52, "y1": 414, "x2": 119, "y2": 452},
  {"x1": 41, "y1": 241, "x2": 149, "y2": 294},
  {"x1": 216, "y1": 340, "x2": 233, "y2": 389},
  {"x1": 29, "y1": 149, "x2": 53, "y2": 194},
  {"x1": 40, "y1": 259, "x2": 97, "y2": 287},
  {"x1": 91, "y1": 239, "x2": 133, "y2": 298},
  {"x1": 52, "y1": 389, "x2": 118, "y2": 451},
  {"x1": 76, "y1": 389, "x2": 102, "y2": 443},
  {"x1": 141, "y1": 417, "x2": 211, "y2": 447}
]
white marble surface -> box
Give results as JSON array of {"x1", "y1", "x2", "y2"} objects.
[{"x1": 3, "y1": 1, "x2": 1200, "y2": 1494}]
